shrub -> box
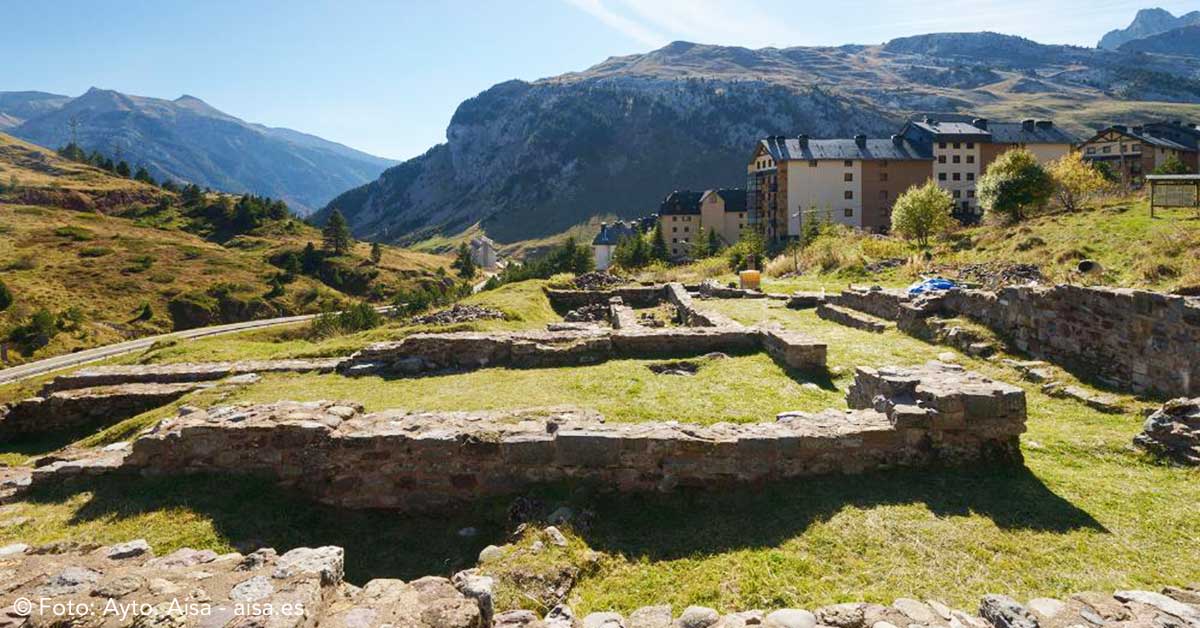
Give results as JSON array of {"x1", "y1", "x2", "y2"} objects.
[
  {"x1": 79, "y1": 246, "x2": 114, "y2": 258},
  {"x1": 54, "y1": 225, "x2": 96, "y2": 241},
  {"x1": 891, "y1": 180, "x2": 955, "y2": 248},
  {"x1": 1153, "y1": 154, "x2": 1192, "y2": 175},
  {"x1": 7, "y1": 308, "x2": 59, "y2": 354},
  {"x1": 1048, "y1": 152, "x2": 1111, "y2": 212},
  {"x1": 978, "y1": 149, "x2": 1054, "y2": 223},
  {"x1": 124, "y1": 254, "x2": 156, "y2": 273},
  {"x1": 0, "y1": 280, "x2": 11, "y2": 312},
  {"x1": 726, "y1": 228, "x2": 765, "y2": 271},
  {"x1": 308, "y1": 301, "x2": 382, "y2": 338}
]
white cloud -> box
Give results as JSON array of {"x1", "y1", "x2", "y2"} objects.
[{"x1": 564, "y1": 0, "x2": 669, "y2": 48}]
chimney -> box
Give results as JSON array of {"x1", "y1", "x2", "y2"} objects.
[
  {"x1": 891, "y1": 134, "x2": 903, "y2": 146},
  {"x1": 797, "y1": 134, "x2": 809, "y2": 147},
  {"x1": 1021, "y1": 119, "x2": 1035, "y2": 131},
  {"x1": 1114, "y1": 124, "x2": 1128, "y2": 133},
  {"x1": 854, "y1": 134, "x2": 867, "y2": 147},
  {"x1": 1133, "y1": 126, "x2": 1144, "y2": 135},
  {"x1": 1035, "y1": 120, "x2": 1052, "y2": 129},
  {"x1": 973, "y1": 118, "x2": 989, "y2": 130}
]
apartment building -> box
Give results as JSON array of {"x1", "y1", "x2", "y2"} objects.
[
  {"x1": 899, "y1": 117, "x2": 1073, "y2": 220},
  {"x1": 698, "y1": 188, "x2": 748, "y2": 246},
  {"x1": 747, "y1": 134, "x2": 932, "y2": 242},
  {"x1": 658, "y1": 190, "x2": 704, "y2": 258},
  {"x1": 469, "y1": 235, "x2": 498, "y2": 270},
  {"x1": 1079, "y1": 121, "x2": 1198, "y2": 186}
]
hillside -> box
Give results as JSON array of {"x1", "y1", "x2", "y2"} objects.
[
  {"x1": 0, "y1": 133, "x2": 448, "y2": 365},
  {"x1": 0, "y1": 88, "x2": 396, "y2": 215},
  {"x1": 320, "y1": 31, "x2": 1200, "y2": 247}
]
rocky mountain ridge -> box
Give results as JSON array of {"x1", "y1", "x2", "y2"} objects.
[
  {"x1": 0, "y1": 88, "x2": 396, "y2": 215},
  {"x1": 319, "y1": 29, "x2": 1200, "y2": 246},
  {"x1": 1099, "y1": 7, "x2": 1200, "y2": 50}
]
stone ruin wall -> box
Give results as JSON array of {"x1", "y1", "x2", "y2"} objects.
[
  {"x1": 832, "y1": 285, "x2": 1200, "y2": 398},
  {"x1": 4, "y1": 539, "x2": 1200, "y2": 628},
  {"x1": 84, "y1": 363, "x2": 1029, "y2": 512}
]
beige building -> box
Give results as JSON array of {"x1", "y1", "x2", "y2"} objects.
[
  {"x1": 1079, "y1": 122, "x2": 1198, "y2": 187},
  {"x1": 698, "y1": 189, "x2": 748, "y2": 247},
  {"x1": 747, "y1": 134, "x2": 932, "y2": 242},
  {"x1": 901, "y1": 118, "x2": 1075, "y2": 220},
  {"x1": 658, "y1": 190, "x2": 703, "y2": 258},
  {"x1": 469, "y1": 236, "x2": 498, "y2": 270}
]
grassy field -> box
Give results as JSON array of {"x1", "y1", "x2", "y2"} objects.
[{"x1": 2, "y1": 292, "x2": 1197, "y2": 615}]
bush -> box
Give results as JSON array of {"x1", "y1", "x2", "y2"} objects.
[
  {"x1": 308, "y1": 301, "x2": 382, "y2": 338},
  {"x1": 0, "y1": 280, "x2": 11, "y2": 312},
  {"x1": 1048, "y1": 152, "x2": 1111, "y2": 212},
  {"x1": 1153, "y1": 154, "x2": 1192, "y2": 175},
  {"x1": 978, "y1": 148, "x2": 1054, "y2": 223},
  {"x1": 7, "y1": 308, "x2": 59, "y2": 354},
  {"x1": 891, "y1": 180, "x2": 955, "y2": 247},
  {"x1": 54, "y1": 225, "x2": 96, "y2": 241},
  {"x1": 726, "y1": 228, "x2": 765, "y2": 272},
  {"x1": 79, "y1": 246, "x2": 114, "y2": 258}
]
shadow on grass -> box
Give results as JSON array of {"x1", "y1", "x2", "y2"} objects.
[{"x1": 21, "y1": 464, "x2": 1103, "y2": 582}]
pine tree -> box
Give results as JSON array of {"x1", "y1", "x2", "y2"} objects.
[
  {"x1": 115, "y1": 161, "x2": 131, "y2": 178},
  {"x1": 650, "y1": 222, "x2": 669, "y2": 262},
  {"x1": 707, "y1": 227, "x2": 721, "y2": 256},
  {"x1": 322, "y1": 209, "x2": 353, "y2": 255},
  {"x1": 370, "y1": 241, "x2": 383, "y2": 264},
  {"x1": 454, "y1": 243, "x2": 476, "y2": 279},
  {"x1": 301, "y1": 242, "x2": 322, "y2": 274},
  {"x1": 0, "y1": 279, "x2": 12, "y2": 312}
]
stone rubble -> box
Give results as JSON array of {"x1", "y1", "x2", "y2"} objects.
[
  {"x1": 1134, "y1": 397, "x2": 1200, "y2": 465},
  {"x1": 572, "y1": 272, "x2": 627, "y2": 291},
  {"x1": 411, "y1": 304, "x2": 506, "y2": 326},
  {"x1": 816, "y1": 304, "x2": 892, "y2": 333}
]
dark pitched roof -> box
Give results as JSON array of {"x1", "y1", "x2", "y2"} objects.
[
  {"x1": 592, "y1": 221, "x2": 638, "y2": 246},
  {"x1": 659, "y1": 190, "x2": 703, "y2": 215},
  {"x1": 704, "y1": 188, "x2": 747, "y2": 213},
  {"x1": 761, "y1": 137, "x2": 932, "y2": 162},
  {"x1": 987, "y1": 122, "x2": 1076, "y2": 145},
  {"x1": 1085, "y1": 126, "x2": 1196, "y2": 152},
  {"x1": 906, "y1": 119, "x2": 992, "y2": 139}
]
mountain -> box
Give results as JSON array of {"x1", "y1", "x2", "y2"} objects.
[
  {"x1": 0, "y1": 88, "x2": 396, "y2": 215},
  {"x1": 320, "y1": 33, "x2": 1200, "y2": 246},
  {"x1": 1119, "y1": 23, "x2": 1200, "y2": 57},
  {"x1": 0, "y1": 132, "x2": 447, "y2": 364},
  {"x1": 1099, "y1": 8, "x2": 1200, "y2": 50}
]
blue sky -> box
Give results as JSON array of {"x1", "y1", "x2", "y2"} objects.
[{"x1": 2, "y1": 0, "x2": 1195, "y2": 161}]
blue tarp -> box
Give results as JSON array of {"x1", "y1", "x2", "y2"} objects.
[{"x1": 907, "y1": 277, "x2": 957, "y2": 297}]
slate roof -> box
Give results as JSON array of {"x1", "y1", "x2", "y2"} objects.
[
  {"x1": 703, "y1": 188, "x2": 747, "y2": 213},
  {"x1": 987, "y1": 122, "x2": 1077, "y2": 145},
  {"x1": 659, "y1": 190, "x2": 703, "y2": 215},
  {"x1": 1085, "y1": 127, "x2": 1196, "y2": 152},
  {"x1": 760, "y1": 137, "x2": 933, "y2": 162},
  {"x1": 906, "y1": 120, "x2": 992, "y2": 138},
  {"x1": 592, "y1": 221, "x2": 638, "y2": 246}
]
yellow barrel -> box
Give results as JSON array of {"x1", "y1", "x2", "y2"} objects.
[{"x1": 739, "y1": 270, "x2": 761, "y2": 291}]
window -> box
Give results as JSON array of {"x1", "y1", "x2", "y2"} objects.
[
  {"x1": 880, "y1": 172, "x2": 889, "y2": 182},
  {"x1": 967, "y1": 190, "x2": 975, "y2": 198},
  {"x1": 966, "y1": 142, "x2": 975, "y2": 149},
  {"x1": 844, "y1": 160, "x2": 853, "y2": 167},
  {"x1": 1102, "y1": 146, "x2": 1111, "y2": 154},
  {"x1": 953, "y1": 190, "x2": 961, "y2": 199},
  {"x1": 966, "y1": 173, "x2": 975, "y2": 181},
  {"x1": 672, "y1": 238, "x2": 678, "y2": 243},
  {"x1": 879, "y1": 190, "x2": 889, "y2": 200},
  {"x1": 938, "y1": 142, "x2": 947, "y2": 149},
  {"x1": 1131, "y1": 144, "x2": 1141, "y2": 153},
  {"x1": 683, "y1": 227, "x2": 689, "y2": 233},
  {"x1": 952, "y1": 155, "x2": 961, "y2": 164},
  {"x1": 880, "y1": 160, "x2": 889, "y2": 167},
  {"x1": 844, "y1": 190, "x2": 853, "y2": 199},
  {"x1": 966, "y1": 155, "x2": 975, "y2": 164},
  {"x1": 961, "y1": 201, "x2": 970, "y2": 211},
  {"x1": 1086, "y1": 147, "x2": 1096, "y2": 154},
  {"x1": 672, "y1": 226, "x2": 678, "y2": 233},
  {"x1": 938, "y1": 155, "x2": 947, "y2": 164},
  {"x1": 809, "y1": 160, "x2": 818, "y2": 167},
  {"x1": 952, "y1": 173, "x2": 961, "y2": 181},
  {"x1": 953, "y1": 142, "x2": 961, "y2": 149},
  {"x1": 844, "y1": 173, "x2": 853, "y2": 182},
  {"x1": 844, "y1": 208, "x2": 853, "y2": 217},
  {"x1": 938, "y1": 173, "x2": 947, "y2": 181}
]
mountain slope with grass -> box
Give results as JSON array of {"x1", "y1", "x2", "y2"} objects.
[
  {"x1": 0, "y1": 88, "x2": 397, "y2": 215},
  {"x1": 0, "y1": 132, "x2": 448, "y2": 364},
  {"x1": 321, "y1": 23, "x2": 1200, "y2": 247}
]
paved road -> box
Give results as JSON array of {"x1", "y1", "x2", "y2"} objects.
[{"x1": 0, "y1": 307, "x2": 394, "y2": 386}]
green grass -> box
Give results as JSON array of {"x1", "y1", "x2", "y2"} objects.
[{"x1": 2, "y1": 294, "x2": 1197, "y2": 615}]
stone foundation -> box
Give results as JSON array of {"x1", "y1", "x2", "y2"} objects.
[
  {"x1": 0, "y1": 383, "x2": 209, "y2": 442},
  {"x1": 43, "y1": 359, "x2": 342, "y2": 394},
  {"x1": 817, "y1": 304, "x2": 892, "y2": 333},
  {"x1": 32, "y1": 362, "x2": 1025, "y2": 512},
  {"x1": 830, "y1": 287, "x2": 909, "y2": 320},
  {"x1": 340, "y1": 325, "x2": 821, "y2": 377},
  {"x1": 831, "y1": 285, "x2": 1200, "y2": 398},
  {"x1": 544, "y1": 286, "x2": 664, "y2": 309}
]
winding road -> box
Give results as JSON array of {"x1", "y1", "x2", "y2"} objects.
[{"x1": 0, "y1": 307, "x2": 394, "y2": 386}]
